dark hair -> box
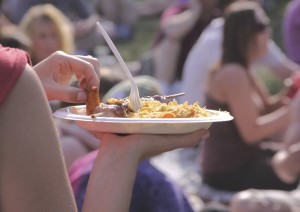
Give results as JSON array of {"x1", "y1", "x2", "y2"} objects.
[{"x1": 221, "y1": 2, "x2": 269, "y2": 68}]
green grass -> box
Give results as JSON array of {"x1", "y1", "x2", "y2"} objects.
[{"x1": 115, "y1": 16, "x2": 160, "y2": 62}]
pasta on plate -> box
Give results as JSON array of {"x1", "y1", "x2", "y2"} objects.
[{"x1": 105, "y1": 97, "x2": 211, "y2": 118}]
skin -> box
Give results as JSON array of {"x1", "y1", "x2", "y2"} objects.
[
  {"x1": 34, "y1": 51, "x2": 100, "y2": 103},
  {"x1": 0, "y1": 63, "x2": 78, "y2": 211}
]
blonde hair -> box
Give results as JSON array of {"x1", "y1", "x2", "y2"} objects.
[{"x1": 20, "y1": 4, "x2": 75, "y2": 54}]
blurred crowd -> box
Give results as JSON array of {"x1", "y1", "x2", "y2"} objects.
[{"x1": 1, "y1": 0, "x2": 300, "y2": 212}]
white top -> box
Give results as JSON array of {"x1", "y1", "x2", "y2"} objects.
[{"x1": 181, "y1": 17, "x2": 287, "y2": 106}]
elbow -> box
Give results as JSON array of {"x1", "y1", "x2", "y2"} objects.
[
  {"x1": 241, "y1": 131, "x2": 261, "y2": 145},
  {"x1": 238, "y1": 122, "x2": 265, "y2": 145}
]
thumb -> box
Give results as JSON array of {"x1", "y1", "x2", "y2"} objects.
[{"x1": 46, "y1": 84, "x2": 87, "y2": 103}]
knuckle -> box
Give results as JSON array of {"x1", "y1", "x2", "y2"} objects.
[
  {"x1": 90, "y1": 57, "x2": 100, "y2": 66},
  {"x1": 53, "y1": 50, "x2": 64, "y2": 57},
  {"x1": 86, "y1": 62, "x2": 95, "y2": 70}
]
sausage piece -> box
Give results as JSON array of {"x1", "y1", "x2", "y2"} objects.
[{"x1": 85, "y1": 86, "x2": 100, "y2": 115}]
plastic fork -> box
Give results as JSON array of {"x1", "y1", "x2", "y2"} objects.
[{"x1": 96, "y1": 21, "x2": 142, "y2": 112}]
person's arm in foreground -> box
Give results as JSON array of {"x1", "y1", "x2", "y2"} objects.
[
  {"x1": 82, "y1": 130, "x2": 209, "y2": 212},
  {"x1": 0, "y1": 65, "x2": 78, "y2": 211},
  {"x1": 0, "y1": 51, "x2": 99, "y2": 211}
]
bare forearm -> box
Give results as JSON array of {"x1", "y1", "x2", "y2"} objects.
[
  {"x1": 265, "y1": 94, "x2": 290, "y2": 112},
  {"x1": 82, "y1": 143, "x2": 139, "y2": 212},
  {"x1": 255, "y1": 106, "x2": 291, "y2": 140},
  {"x1": 0, "y1": 66, "x2": 77, "y2": 211},
  {"x1": 242, "y1": 106, "x2": 291, "y2": 144},
  {"x1": 81, "y1": 130, "x2": 208, "y2": 211},
  {"x1": 162, "y1": 10, "x2": 199, "y2": 40}
]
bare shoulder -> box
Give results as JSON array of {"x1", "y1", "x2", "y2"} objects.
[
  {"x1": 2, "y1": 64, "x2": 48, "y2": 113},
  {"x1": 19, "y1": 64, "x2": 45, "y2": 92},
  {"x1": 20, "y1": 64, "x2": 39, "y2": 81},
  {"x1": 0, "y1": 64, "x2": 51, "y2": 137},
  {"x1": 219, "y1": 63, "x2": 247, "y2": 78},
  {"x1": 209, "y1": 63, "x2": 252, "y2": 102},
  {"x1": 214, "y1": 64, "x2": 249, "y2": 89}
]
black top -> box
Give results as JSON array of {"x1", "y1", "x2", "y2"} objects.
[{"x1": 201, "y1": 95, "x2": 260, "y2": 174}]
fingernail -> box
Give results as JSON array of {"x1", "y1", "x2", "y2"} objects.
[{"x1": 76, "y1": 91, "x2": 86, "y2": 102}]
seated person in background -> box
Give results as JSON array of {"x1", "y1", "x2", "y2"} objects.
[
  {"x1": 200, "y1": 1, "x2": 300, "y2": 194},
  {"x1": 139, "y1": 0, "x2": 219, "y2": 95},
  {"x1": 282, "y1": 0, "x2": 300, "y2": 65},
  {"x1": 2, "y1": 0, "x2": 117, "y2": 55},
  {"x1": 19, "y1": 4, "x2": 75, "y2": 65},
  {"x1": 181, "y1": 0, "x2": 300, "y2": 106},
  {"x1": 230, "y1": 92, "x2": 300, "y2": 212},
  {"x1": 0, "y1": 46, "x2": 209, "y2": 211}
]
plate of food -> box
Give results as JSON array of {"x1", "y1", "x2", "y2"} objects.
[{"x1": 53, "y1": 88, "x2": 233, "y2": 134}]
